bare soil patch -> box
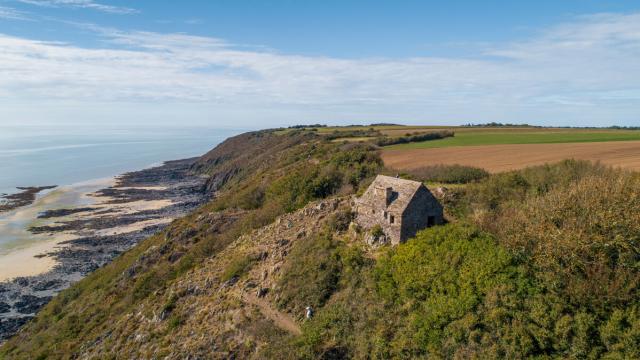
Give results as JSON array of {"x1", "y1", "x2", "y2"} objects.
[{"x1": 382, "y1": 141, "x2": 640, "y2": 173}]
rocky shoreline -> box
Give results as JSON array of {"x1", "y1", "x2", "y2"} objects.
[
  {"x1": 0, "y1": 158, "x2": 210, "y2": 341},
  {"x1": 0, "y1": 186, "x2": 57, "y2": 213}
]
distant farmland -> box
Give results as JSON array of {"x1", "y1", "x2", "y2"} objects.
[
  {"x1": 380, "y1": 127, "x2": 640, "y2": 173},
  {"x1": 384, "y1": 128, "x2": 640, "y2": 149}
]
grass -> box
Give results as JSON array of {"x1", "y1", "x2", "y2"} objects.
[{"x1": 385, "y1": 129, "x2": 640, "y2": 149}]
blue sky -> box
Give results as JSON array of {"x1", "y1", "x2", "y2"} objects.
[{"x1": 0, "y1": 0, "x2": 639, "y2": 127}]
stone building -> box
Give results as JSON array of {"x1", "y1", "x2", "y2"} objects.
[{"x1": 355, "y1": 175, "x2": 443, "y2": 245}]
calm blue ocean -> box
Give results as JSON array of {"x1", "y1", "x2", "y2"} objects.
[{"x1": 0, "y1": 126, "x2": 243, "y2": 195}]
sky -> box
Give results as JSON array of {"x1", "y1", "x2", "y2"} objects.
[{"x1": 0, "y1": 0, "x2": 639, "y2": 128}]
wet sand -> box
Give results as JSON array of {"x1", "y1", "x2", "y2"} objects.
[{"x1": 0, "y1": 238, "x2": 67, "y2": 281}]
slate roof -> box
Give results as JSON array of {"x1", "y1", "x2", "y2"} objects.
[{"x1": 360, "y1": 175, "x2": 423, "y2": 213}]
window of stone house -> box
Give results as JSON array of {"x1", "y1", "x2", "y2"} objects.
[{"x1": 390, "y1": 215, "x2": 395, "y2": 224}]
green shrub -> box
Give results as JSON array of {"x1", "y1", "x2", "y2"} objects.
[
  {"x1": 323, "y1": 129, "x2": 382, "y2": 140},
  {"x1": 370, "y1": 224, "x2": 384, "y2": 238},
  {"x1": 405, "y1": 164, "x2": 489, "y2": 184},
  {"x1": 371, "y1": 224, "x2": 540, "y2": 357},
  {"x1": 374, "y1": 130, "x2": 454, "y2": 146}
]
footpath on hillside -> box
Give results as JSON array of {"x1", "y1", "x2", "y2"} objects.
[{"x1": 241, "y1": 292, "x2": 302, "y2": 336}]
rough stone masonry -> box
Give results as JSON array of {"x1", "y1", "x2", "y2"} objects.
[{"x1": 355, "y1": 175, "x2": 443, "y2": 245}]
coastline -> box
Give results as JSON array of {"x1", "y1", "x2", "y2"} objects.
[
  {"x1": 0, "y1": 178, "x2": 115, "y2": 281},
  {"x1": 0, "y1": 157, "x2": 210, "y2": 340},
  {"x1": 0, "y1": 186, "x2": 58, "y2": 213}
]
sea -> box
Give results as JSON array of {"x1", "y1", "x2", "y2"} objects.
[
  {"x1": 0, "y1": 125, "x2": 243, "y2": 271},
  {"x1": 0, "y1": 125, "x2": 243, "y2": 196}
]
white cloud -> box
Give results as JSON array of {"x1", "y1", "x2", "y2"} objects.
[
  {"x1": 15, "y1": 0, "x2": 137, "y2": 14},
  {"x1": 0, "y1": 12, "x2": 639, "y2": 126},
  {"x1": 0, "y1": 5, "x2": 30, "y2": 20}
]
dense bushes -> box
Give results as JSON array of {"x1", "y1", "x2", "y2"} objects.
[
  {"x1": 491, "y1": 167, "x2": 640, "y2": 312},
  {"x1": 324, "y1": 128, "x2": 381, "y2": 140},
  {"x1": 374, "y1": 130, "x2": 454, "y2": 146},
  {"x1": 372, "y1": 224, "x2": 528, "y2": 357},
  {"x1": 465, "y1": 159, "x2": 610, "y2": 211},
  {"x1": 265, "y1": 144, "x2": 381, "y2": 213},
  {"x1": 404, "y1": 164, "x2": 489, "y2": 184},
  {"x1": 288, "y1": 160, "x2": 640, "y2": 359}
]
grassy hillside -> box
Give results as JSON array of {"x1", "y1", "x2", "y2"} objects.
[
  {"x1": 0, "y1": 130, "x2": 382, "y2": 358},
  {"x1": 3, "y1": 129, "x2": 640, "y2": 359}
]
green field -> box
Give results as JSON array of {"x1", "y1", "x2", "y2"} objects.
[
  {"x1": 385, "y1": 129, "x2": 640, "y2": 149},
  {"x1": 276, "y1": 125, "x2": 640, "y2": 149}
]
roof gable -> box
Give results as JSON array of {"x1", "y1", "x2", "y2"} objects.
[{"x1": 360, "y1": 175, "x2": 424, "y2": 213}]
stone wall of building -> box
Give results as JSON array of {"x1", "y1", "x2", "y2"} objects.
[
  {"x1": 399, "y1": 187, "x2": 444, "y2": 242},
  {"x1": 355, "y1": 175, "x2": 444, "y2": 245},
  {"x1": 355, "y1": 199, "x2": 401, "y2": 244}
]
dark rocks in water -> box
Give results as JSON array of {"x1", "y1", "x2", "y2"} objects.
[
  {"x1": 15, "y1": 295, "x2": 52, "y2": 314},
  {"x1": 32, "y1": 279, "x2": 64, "y2": 292},
  {"x1": 0, "y1": 186, "x2": 57, "y2": 213},
  {"x1": 0, "y1": 302, "x2": 10, "y2": 313},
  {"x1": 37, "y1": 207, "x2": 97, "y2": 219}
]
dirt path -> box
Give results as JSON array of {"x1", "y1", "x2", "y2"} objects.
[
  {"x1": 242, "y1": 292, "x2": 302, "y2": 336},
  {"x1": 382, "y1": 141, "x2": 640, "y2": 173}
]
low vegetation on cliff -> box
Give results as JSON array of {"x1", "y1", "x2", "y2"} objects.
[{"x1": 3, "y1": 129, "x2": 640, "y2": 359}]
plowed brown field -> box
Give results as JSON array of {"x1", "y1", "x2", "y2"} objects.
[{"x1": 381, "y1": 141, "x2": 640, "y2": 173}]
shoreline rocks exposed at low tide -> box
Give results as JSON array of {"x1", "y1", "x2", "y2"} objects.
[
  {"x1": 0, "y1": 186, "x2": 57, "y2": 213},
  {"x1": 0, "y1": 158, "x2": 210, "y2": 341}
]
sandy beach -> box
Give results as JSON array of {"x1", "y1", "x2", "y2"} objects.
[
  {"x1": 0, "y1": 179, "x2": 112, "y2": 281},
  {"x1": 0, "y1": 237, "x2": 68, "y2": 281},
  {"x1": 0, "y1": 179, "x2": 178, "y2": 281}
]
